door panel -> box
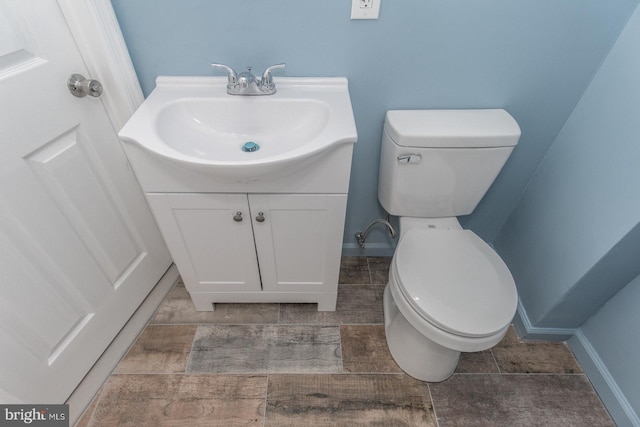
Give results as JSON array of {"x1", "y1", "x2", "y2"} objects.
[
  {"x1": 24, "y1": 127, "x2": 142, "y2": 284},
  {"x1": 250, "y1": 194, "x2": 347, "y2": 292},
  {"x1": 0, "y1": 1, "x2": 171, "y2": 402},
  {"x1": 0, "y1": 227, "x2": 91, "y2": 356},
  {"x1": 146, "y1": 193, "x2": 262, "y2": 294}
]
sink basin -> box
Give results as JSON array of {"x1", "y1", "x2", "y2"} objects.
[
  {"x1": 156, "y1": 98, "x2": 330, "y2": 160},
  {"x1": 119, "y1": 76, "x2": 357, "y2": 180}
]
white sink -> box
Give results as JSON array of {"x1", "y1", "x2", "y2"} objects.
[{"x1": 119, "y1": 76, "x2": 357, "y2": 180}]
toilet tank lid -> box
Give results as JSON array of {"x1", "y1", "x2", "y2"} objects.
[{"x1": 385, "y1": 109, "x2": 521, "y2": 148}]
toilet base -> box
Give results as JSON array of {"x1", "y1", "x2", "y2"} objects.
[{"x1": 383, "y1": 284, "x2": 460, "y2": 382}]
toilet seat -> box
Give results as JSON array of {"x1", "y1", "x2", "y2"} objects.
[{"x1": 393, "y1": 229, "x2": 517, "y2": 338}]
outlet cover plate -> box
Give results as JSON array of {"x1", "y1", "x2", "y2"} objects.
[{"x1": 351, "y1": 0, "x2": 380, "y2": 20}]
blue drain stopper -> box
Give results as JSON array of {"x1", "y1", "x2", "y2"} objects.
[{"x1": 242, "y1": 141, "x2": 260, "y2": 152}]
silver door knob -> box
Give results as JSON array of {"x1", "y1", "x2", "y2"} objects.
[
  {"x1": 68, "y1": 73, "x2": 103, "y2": 98},
  {"x1": 255, "y1": 212, "x2": 265, "y2": 223},
  {"x1": 233, "y1": 211, "x2": 243, "y2": 222}
]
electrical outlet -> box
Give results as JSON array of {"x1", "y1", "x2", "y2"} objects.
[{"x1": 351, "y1": 0, "x2": 380, "y2": 20}]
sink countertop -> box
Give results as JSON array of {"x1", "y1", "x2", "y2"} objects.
[{"x1": 119, "y1": 76, "x2": 357, "y2": 179}]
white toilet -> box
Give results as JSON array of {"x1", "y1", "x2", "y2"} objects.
[{"x1": 378, "y1": 109, "x2": 521, "y2": 382}]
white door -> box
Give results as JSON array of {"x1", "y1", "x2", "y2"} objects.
[
  {"x1": 146, "y1": 193, "x2": 262, "y2": 306},
  {"x1": 250, "y1": 194, "x2": 347, "y2": 293},
  {"x1": 0, "y1": 1, "x2": 171, "y2": 402}
]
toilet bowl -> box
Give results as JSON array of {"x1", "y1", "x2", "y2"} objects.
[
  {"x1": 377, "y1": 109, "x2": 521, "y2": 382},
  {"x1": 383, "y1": 225, "x2": 517, "y2": 381}
]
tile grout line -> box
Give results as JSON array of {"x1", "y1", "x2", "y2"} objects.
[
  {"x1": 262, "y1": 373, "x2": 269, "y2": 427},
  {"x1": 426, "y1": 382, "x2": 441, "y2": 427},
  {"x1": 184, "y1": 324, "x2": 199, "y2": 374},
  {"x1": 490, "y1": 349, "x2": 502, "y2": 374},
  {"x1": 79, "y1": 385, "x2": 105, "y2": 427},
  {"x1": 338, "y1": 325, "x2": 345, "y2": 374},
  {"x1": 107, "y1": 371, "x2": 589, "y2": 377},
  {"x1": 277, "y1": 302, "x2": 281, "y2": 324},
  {"x1": 366, "y1": 257, "x2": 374, "y2": 285},
  {"x1": 443, "y1": 372, "x2": 589, "y2": 377},
  {"x1": 185, "y1": 323, "x2": 352, "y2": 329}
]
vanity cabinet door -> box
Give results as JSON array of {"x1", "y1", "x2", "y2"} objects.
[
  {"x1": 249, "y1": 194, "x2": 347, "y2": 293},
  {"x1": 146, "y1": 193, "x2": 262, "y2": 300}
]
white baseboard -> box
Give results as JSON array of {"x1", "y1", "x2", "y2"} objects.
[
  {"x1": 67, "y1": 264, "x2": 180, "y2": 426},
  {"x1": 569, "y1": 330, "x2": 639, "y2": 427}
]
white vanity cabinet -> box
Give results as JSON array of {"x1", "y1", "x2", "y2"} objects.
[
  {"x1": 118, "y1": 77, "x2": 358, "y2": 312},
  {"x1": 147, "y1": 192, "x2": 347, "y2": 311}
]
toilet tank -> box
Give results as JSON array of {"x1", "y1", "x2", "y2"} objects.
[{"x1": 378, "y1": 109, "x2": 521, "y2": 217}]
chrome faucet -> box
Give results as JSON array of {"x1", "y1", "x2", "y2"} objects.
[{"x1": 211, "y1": 62, "x2": 285, "y2": 95}]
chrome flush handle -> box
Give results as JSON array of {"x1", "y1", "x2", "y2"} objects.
[{"x1": 397, "y1": 154, "x2": 422, "y2": 164}]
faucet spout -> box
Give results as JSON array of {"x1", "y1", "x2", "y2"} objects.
[
  {"x1": 238, "y1": 67, "x2": 259, "y2": 89},
  {"x1": 211, "y1": 61, "x2": 285, "y2": 96}
]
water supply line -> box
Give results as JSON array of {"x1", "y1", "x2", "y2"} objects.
[{"x1": 355, "y1": 214, "x2": 396, "y2": 249}]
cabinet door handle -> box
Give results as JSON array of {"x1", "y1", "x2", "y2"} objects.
[
  {"x1": 255, "y1": 212, "x2": 265, "y2": 223},
  {"x1": 233, "y1": 211, "x2": 243, "y2": 222}
]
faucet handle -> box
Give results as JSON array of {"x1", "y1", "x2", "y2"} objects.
[
  {"x1": 260, "y1": 63, "x2": 286, "y2": 88},
  {"x1": 211, "y1": 63, "x2": 238, "y2": 88}
]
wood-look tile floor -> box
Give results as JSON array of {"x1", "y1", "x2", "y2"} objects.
[{"x1": 77, "y1": 257, "x2": 614, "y2": 426}]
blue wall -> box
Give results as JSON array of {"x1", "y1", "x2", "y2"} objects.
[
  {"x1": 495, "y1": 4, "x2": 640, "y2": 424},
  {"x1": 584, "y1": 275, "x2": 640, "y2": 412},
  {"x1": 571, "y1": 274, "x2": 640, "y2": 426},
  {"x1": 111, "y1": 0, "x2": 638, "y2": 254},
  {"x1": 495, "y1": 2, "x2": 640, "y2": 330}
]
